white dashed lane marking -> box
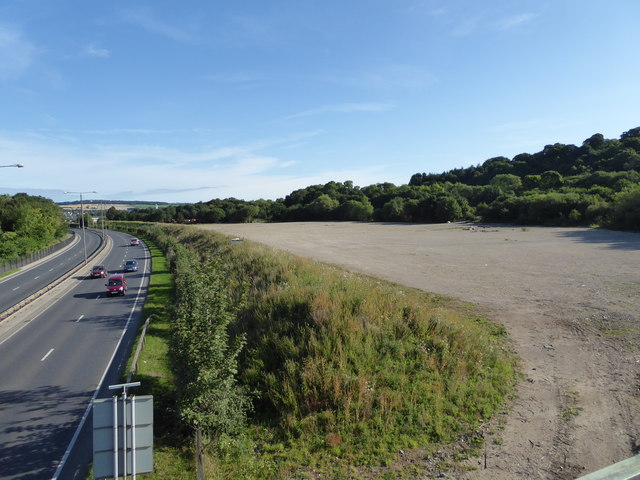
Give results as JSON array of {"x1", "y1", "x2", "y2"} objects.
[{"x1": 41, "y1": 348, "x2": 54, "y2": 362}]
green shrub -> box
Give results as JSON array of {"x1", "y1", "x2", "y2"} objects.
[{"x1": 112, "y1": 222, "x2": 519, "y2": 478}]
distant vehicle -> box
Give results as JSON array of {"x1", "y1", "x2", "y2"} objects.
[
  {"x1": 105, "y1": 275, "x2": 127, "y2": 296},
  {"x1": 130, "y1": 237, "x2": 140, "y2": 246},
  {"x1": 91, "y1": 265, "x2": 108, "y2": 278},
  {"x1": 124, "y1": 259, "x2": 138, "y2": 272}
]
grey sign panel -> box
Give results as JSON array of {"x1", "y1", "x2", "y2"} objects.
[{"x1": 93, "y1": 395, "x2": 153, "y2": 479}]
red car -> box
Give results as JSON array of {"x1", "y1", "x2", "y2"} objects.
[
  {"x1": 130, "y1": 237, "x2": 140, "y2": 246},
  {"x1": 105, "y1": 275, "x2": 127, "y2": 296},
  {"x1": 91, "y1": 265, "x2": 108, "y2": 278}
]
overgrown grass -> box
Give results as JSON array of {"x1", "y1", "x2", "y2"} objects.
[
  {"x1": 115, "y1": 222, "x2": 519, "y2": 479},
  {"x1": 124, "y1": 239, "x2": 196, "y2": 479}
]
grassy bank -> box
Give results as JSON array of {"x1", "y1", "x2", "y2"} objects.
[
  {"x1": 117, "y1": 222, "x2": 519, "y2": 479},
  {"x1": 125, "y1": 239, "x2": 195, "y2": 479}
]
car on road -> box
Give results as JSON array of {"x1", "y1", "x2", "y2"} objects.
[
  {"x1": 90, "y1": 265, "x2": 108, "y2": 278},
  {"x1": 105, "y1": 275, "x2": 127, "y2": 296},
  {"x1": 130, "y1": 237, "x2": 140, "y2": 246},
  {"x1": 124, "y1": 259, "x2": 138, "y2": 272}
]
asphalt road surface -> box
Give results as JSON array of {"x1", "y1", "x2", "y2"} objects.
[
  {"x1": 0, "y1": 229, "x2": 103, "y2": 314},
  {"x1": 0, "y1": 230, "x2": 150, "y2": 480}
]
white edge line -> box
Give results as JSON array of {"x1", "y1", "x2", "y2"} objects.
[{"x1": 51, "y1": 239, "x2": 150, "y2": 480}]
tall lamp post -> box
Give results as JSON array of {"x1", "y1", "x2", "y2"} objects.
[
  {"x1": 64, "y1": 190, "x2": 97, "y2": 265},
  {"x1": 0, "y1": 163, "x2": 24, "y2": 168}
]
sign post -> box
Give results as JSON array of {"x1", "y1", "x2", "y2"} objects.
[{"x1": 93, "y1": 382, "x2": 153, "y2": 479}]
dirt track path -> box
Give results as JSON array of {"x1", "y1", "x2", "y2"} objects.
[{"x1": 198, "y1": 222, "x2": 640, "y2": 479}]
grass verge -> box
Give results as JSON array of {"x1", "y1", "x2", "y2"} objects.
[
  {"x1": 0, "y1": 268, "x2": 19, "y2": 279},
  {"x1": 124, "y1": 238, "x2": 195, "y2": 479}
]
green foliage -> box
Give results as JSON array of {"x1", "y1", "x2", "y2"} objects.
[
  {"x1": 107, "y1": 126, "x2": 640, "y2": 231},
  {"x1": 491, "y1": 174, "x2": 522, "y2": 194},
  {"x1": 0, "y1": 193, "x2": 66, "y2": 260},
  {"x1": 172, "y1": 253, "x2": 252, "y2": 437},
  {"x1": 114, "y1": 223, "x2": 518, "y2": 478},
  {"x1": 609, "y1": 186, "x2": 640, "y2": 231}
]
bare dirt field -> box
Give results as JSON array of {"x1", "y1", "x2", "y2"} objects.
[{"x1": 198, "y1": 222, "x2": 640, "y2": 479}]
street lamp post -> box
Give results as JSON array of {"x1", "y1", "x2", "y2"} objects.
[
  {"x1": 0, "y1": 163, "x2": 24, "y2": 168},
  {"x1": 64, "y1": 191, "x2": 97, "y2": 265}
]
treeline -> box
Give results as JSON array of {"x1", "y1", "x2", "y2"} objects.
[
  {"x1": 0, "y1": 193, "x2": 67, "y2": 260},
  {"x1": 108, "y1": 127, "x2": 640, "y2": 231}
]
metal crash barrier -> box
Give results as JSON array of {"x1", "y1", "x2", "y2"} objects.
[{"x1": 576, "y1": 454, "x2": 640, "y2": 480}]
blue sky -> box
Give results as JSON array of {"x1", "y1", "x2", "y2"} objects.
[{"x1": 1, "y1": 0, "x2": 639, "y2": 204}]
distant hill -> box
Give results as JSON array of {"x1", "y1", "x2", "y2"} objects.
[{"x1": 57, "y1": 200, "x2": 173, "y2": 207}]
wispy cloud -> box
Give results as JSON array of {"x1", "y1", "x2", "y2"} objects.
[
  {"x1": 325, "y1": 64, "x2": 437, "y2": 91},
  {"x1": 225, "y1": 14, "x2": 285, "y2": 48},
  {"x1": 282, "y1": 102, "x2": 394, "y2": 121},
  {"x1": 121, "y1": 7, "x2": 198, "y2": 43},
  {"x1": 83, "y1": 43, "x2": 110, "y2": 57},
  {"x1": 0, "y1": 128, "x2": 356, "y2": 202},
  {"x1": 203, "y1": 72, "x2": 265, "y2": 90},
  {"x1": 0, "y1": 26, "x2": 37, "y2": 80},
  {"x1": 496, "y1": 13, "x2": 538, "y2": 30},
  {"x1": 451, "y1": 11, "x2": 539, "y2": 37},
  {"x1": 450, "y1": 15, "x2": 484, "y2": 37},
  {"x1": 204, "y1": 72, "x2": 258, "y2": 84},
  {"x1": 113, "y1": 186, "x2": 223, "y2": 197}
]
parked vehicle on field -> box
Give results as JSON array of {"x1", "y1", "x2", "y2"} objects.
[
  {"x1": 91, "y1": 265, "x2": 108, "y2": 278},
  {"x1": 105, "y1": 275, "x2": 127, "y2": 296}
]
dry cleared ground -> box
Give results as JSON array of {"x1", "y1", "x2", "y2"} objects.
[{"x1": 199, "y1": 222, "x2": 640, "y2": 480}]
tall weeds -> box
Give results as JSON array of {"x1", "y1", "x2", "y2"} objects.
[{"x1": 114, "y1": 222, "x2": 518, "y2": 474}]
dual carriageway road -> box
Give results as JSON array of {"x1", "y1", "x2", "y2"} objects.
[{"x1": 0, "y1": 229, "x2": 151, "y2": 480}]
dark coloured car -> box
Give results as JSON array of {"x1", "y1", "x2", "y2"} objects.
[
  {"x1": 124, "y1": 259, "x2": 138, "y2": 272},
  {"x1": 106, "y1": 275, "x2": 127, "y2": 296},
  {"x1": 91, "y1": 265, "x2": 108, "y2": 278}
]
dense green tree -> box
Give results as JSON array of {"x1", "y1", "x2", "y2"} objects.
[
  {"x1": 540, "y1": 170, "x2": 564, "y2": 190},
  {"x1": 380, "y1": 197, "x2": 408, "y2": 222},
  {"x1": 104, "y1": 126, "x2": 640, "y2": 231},
  {"x1": 0, "y1": 193, "x2": 66, "y2": 260},
  {"x1": 106, "y1": 206, "x2": 119, "y2": 220},
  {"x1": 491, "y1": 174, "x2": 522, "y2": 194},
  {"x1": 609, "y1": 187, "x2": 640, "y2": 231},
  {"x1": 307, "y1": 194, "x2": 339, "y2": 219},
  {"x1": 337, "y1": 199, "x2": 374, "y2": 221}
]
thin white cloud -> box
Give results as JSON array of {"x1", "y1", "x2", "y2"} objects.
[
  {"x1": 452, "y1": 11, "x2": 539, "y2": 37},
  {"x1": 451, "y1": 15, "x2": 484, "y2": 37},
  {"x1": 225, "y1": 14, "x2": 284, "y2": 48},
  {"x1": 121, "y1": 7, "x2": 197, "y2": 43},
  {"x1": 325, "y1": 65, "x2": 437, "y2": 91},
  {"x1": 203, "y1": 72, "x2": 264, "y2": 88},
  {"x1": 496, "y1": 13, "x2": 538, "y2": 30},
  {"x1": 0, "y1": 127, "x2": 395, "y2": 203},
  {"x1": 283, "y1": 102, "x2": 394, "y2": 121},
  {"x1": 113, "y1": 186, "x2": 222, "y2": 197},
  {"x1": 0, "y1": 26, "x2": 37, "y2": 80},
  {"x1": 84, "y1": 43, "x2": 110, "y2": 57},
  {"x1": 205, "y1": 73, "x2": 255, "y2": 83}
]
